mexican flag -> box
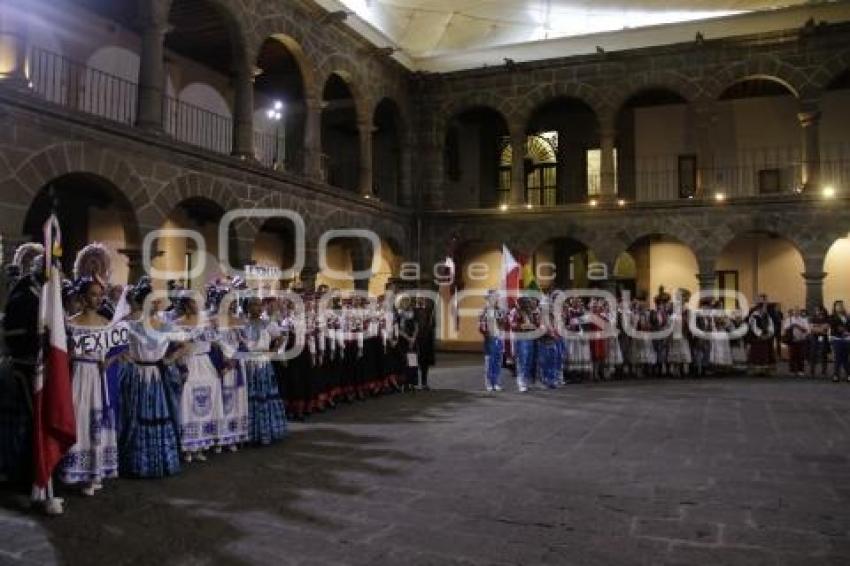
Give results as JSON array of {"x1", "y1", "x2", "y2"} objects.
[
  {"x1": 32, "y1": 215, "x2": 76, "y2": 490},
  {"x1": 501, "y1": 245, "x2": 520, "y2": 307}
]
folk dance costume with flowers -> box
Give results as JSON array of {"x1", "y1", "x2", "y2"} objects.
[
  {"x1": 119, "y1": 318, "x2": 181, "y2": 478},
  {"x1": 177, "y1": 324, "x2": 226, "y2": 455},
  {"x1": 241, "y1": 320, "x2": 287, "y2": 445},
  {"x1": 630, "y1": 311, "x2": 656, "y2": 367},
  {"x1": 216, "y1": 326, "x2": 250, "y2": 448},
  {"x1": 748, "y1": 309, "x2": 776, "y2": 375},
  {"x1": 61, "y1": 323, "x2": 119, "y2": 486},
  {"x1": 604, "y1": 310, "x2": 624, "y2": 372},
  {"x1": 666, "y1": 311, "x2": 692, "y2": 369},
  {"x1": 709, "y1": 317, "x2": 733, "y2": 369},
  {"x1": 566, "y1": 310, "x2": 592, "y2": 375}
]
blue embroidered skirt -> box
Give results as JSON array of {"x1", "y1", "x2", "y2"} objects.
[
  {"x1": 244, "y1": 359, "x2": 287, "y2": 445},
  {"x1": 118, "y1": 363, "x2": 181, "y2": 478}
]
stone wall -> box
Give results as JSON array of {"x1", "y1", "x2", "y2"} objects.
[
  {"x1": 0, "y1": 90, "x2": 412, "y2": 277},
  {"x1": 415, "y1": 23, "x2": 850, "y2": 208},
  {"x1": 421, "y1": 196, "x2": 850, "y2": 311}
]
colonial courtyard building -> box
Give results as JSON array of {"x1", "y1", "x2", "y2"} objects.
[{"x1": 1, "y1": 0, "x2": 850, "y2": 349}]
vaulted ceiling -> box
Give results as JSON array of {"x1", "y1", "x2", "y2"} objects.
[{"x1": 317, "y1": 0, "x2": 849, "y2": 71}]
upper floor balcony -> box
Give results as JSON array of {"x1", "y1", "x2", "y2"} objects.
[{"x1": 0, "y1": 0, "x2": 411, "y2": 207}]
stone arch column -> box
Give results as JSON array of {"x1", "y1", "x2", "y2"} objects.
[
  {"x1": 231, "y1": 53, "x2": 256, "y2": 159},
  {"x1": 135, "y1": 0, "x2": 170, "y2": 130},
  {"x1": 695, "y1": 255, "x2": 718, "y2": 295},
  {"x1": 687, "y1": 100, "x2": 719, "y2": 196},
  {"x1": 358, "y1": 115, "x2": 375, "y2": 197},
  {"x1": 802, "y1": 250, "x2": 828, "y2": 311},
  {"x1": 798, "y1": 96, "x2": 822, "y2": 193},
  {"x1": 303, "y1": 96, "x2": 324, "y2": 180},
  {"x1": 349, "y1": 239, "x2": 374, "y2": 292}
]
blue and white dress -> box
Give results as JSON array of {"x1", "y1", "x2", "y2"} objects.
[
  {"x1": 177, "y1": 324, "x2": 225, "y2": 453},
  {"x1": 217, "y1": 325, "x2": 249, "y2": 447},
  {"x1": 241, "y1": 320, "x2": 287, "y2": 445},
  {"x1": 119, "y1": 319, "x2": 181, "y2": 478},
  {"x1": 566, "y1": 316, "x2": 592, "y2": 373},
  {"x1": 60, "y1": 323, "x2": 119, "y2": 485}
]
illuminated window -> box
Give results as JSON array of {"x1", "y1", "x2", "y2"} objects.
[
  {"x1": 587, "y1": 148, "x2": 617, "y2": 196},
  {"x1": 499, "y1": 132, "x2": 558, "y2": 206}
]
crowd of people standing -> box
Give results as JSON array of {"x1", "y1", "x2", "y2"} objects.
[
  {"x1": 479, "y1": 286, "x2": 850, "y2": 392},
  {"x1": 0, "y1": 242, "x2": 436, "y2": 501}
]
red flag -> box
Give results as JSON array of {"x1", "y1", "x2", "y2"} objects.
[
  {"x1": 501, "y1": 245, "x2": 520, "y2": 308},
  {"x1": 32, "y1": 215, "x2": 76, "y2": 488}
]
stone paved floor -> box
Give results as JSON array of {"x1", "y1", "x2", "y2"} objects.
[{"x1": 2, "y1": 356, "x2": 850, "y2": 565}]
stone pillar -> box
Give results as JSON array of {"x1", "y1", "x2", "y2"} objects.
[
  {"x1": 231, "y1": 61, "x2": 255, "y2": 160},
  {"x1": 299, "y1": 246, "x2": 319, "y2": 291},
  {"x1": 509, "y1": 128, "x2": 525, "y2": 205},
  {"x1": 599, "y1": 126, "x2": 617, "y2": 200},
  {"x1": 696, "y1": 272, "x2": 716, "y2": 295},
  {"x1": 798, "y1": 107, "x2": 821, "y2": 193},
  {"x1": 399, "y1": 139, "x2": 414, "y2": 207},
  {"x1": 803, "y1": 271, "x2": 826, "y2": 312},
  {"x1": 135, "y1": 1, "x2": 168, "y2": 130},
  {"x1": 303, "y1": 96, "x2": 324, "y2": 180},
  {"x1": 358, "y1": 118, "x2": 375, "y2": 197},
  {"x1": 0, "y1": 5, "x2": 29, "y2": 88},
  {"x1": 422, "y1": 128, "x2": 444, "y2": 209},
  {"x1": 690, "y1": 101, "x2": 717, "y2": 197}
]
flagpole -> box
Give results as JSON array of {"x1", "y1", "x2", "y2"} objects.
[{"x1": 31, "y1": 202, "x2": 68, "y2": 516}]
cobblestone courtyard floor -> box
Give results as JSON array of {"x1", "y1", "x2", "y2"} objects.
[{"x1": 2, "y1": 356, "x2": 850, "y2": 565}]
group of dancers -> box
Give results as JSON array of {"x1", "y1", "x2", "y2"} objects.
[
  {"x1": 0, "y1": 242, "x2": 436, "y2": 499},
  {"x1": 479, "y1": 286, "x2": 850, "y2": 392}
]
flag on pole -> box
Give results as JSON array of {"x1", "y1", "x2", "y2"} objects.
[
  {"x1": 518, "y1": 254, "x2": 539, "y2": 291},
  {"x1": 501, "y1": 244, "x2": 520, "y2": 308},
  {"x1": 32, "y1": 214, "x2": 76, "y2": 489},
  {"x1": 443, "y1": 256, "x2": 460, "y2": 332}
]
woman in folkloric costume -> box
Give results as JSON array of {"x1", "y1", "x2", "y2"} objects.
[
  {"x1": 211, "y1": 284, "x2": 249, "y2": 451},
  {"x1": 566, "y1": 301, "x2": 591, "y2": 381},
  {"x1": 666, "y1": 305, "x2": 692, "y2": 378},
  {"x1": 511, "y1": 297, "x2": 537, "y2": 393},
  {"x1": 279, "y1": 296, "x2": 311, "y2": 422},
  {"x1": 535, "y1": 299, "x2": 561, "y2": 389},
  {"x1": 119, "y1": 278, "x2": 181, "y2": 478},
  {"x1": 60, "y1": 244, "x2": 120, "y2": 495},
  {"x1": 728, "y1": 310, "x2": 749, "y2": 374},
  {"x1": 174, "y1": 296, "x2": 225, "y2": 462},
  {"x1": 747, "y1": 299, "x2": 776, "y2": 376},
  {"x1": 602, "y1": 302, "x2": 623, "y2": 380},
  {"x1": 241, "y1": 296, "x2": 287, "y2": 445},
  {"x1": 587, "y1": 301, "x2": 608, "y2": 382},
  {"x1": 630, "y1": 304, "x2": 656, "y2": 378},
  {"x1": 710, "y1": 310, "x2": 734, "y2": 372}
]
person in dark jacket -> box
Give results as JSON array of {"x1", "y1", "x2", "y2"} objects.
[
  {"x1": 414, "y1": 296, "x2": 436, "y2": 391},
  {"x1": 829, "y1": 301, "x2": 850, "y2": 382}
]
